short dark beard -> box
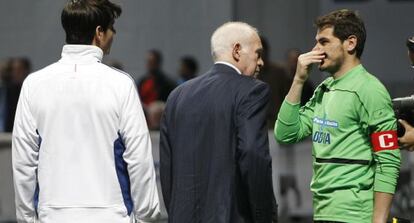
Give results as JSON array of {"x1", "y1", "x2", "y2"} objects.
[
  {"x1": 319, "y1": 51, "x2": 344, "y2": 76},
  {"x1": 320, "y1": 62, "x2": 341, "y2": 75}
]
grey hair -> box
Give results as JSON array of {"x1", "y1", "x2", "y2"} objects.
[{"x1": 210, "y1": 22, "x2": 259, "y2": 61}]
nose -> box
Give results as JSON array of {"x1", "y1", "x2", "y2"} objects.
[
  {"x1": 258, "y1": 58, "x2": 264, "y2": 67},
  {"x1": 312, "y1": 44, "x2": 320, "y2": 51}
]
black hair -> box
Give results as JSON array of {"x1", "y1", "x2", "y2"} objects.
[
  {"x1": 315, "y1": 9, "x2": 366, "y2": 58},
  {"x1": 181, "y1": 56, "x2": 198, "y2": 74},
  {"x1": 148, "y1": 49, "x2": 163, "y2": 65},
  {"x1": 61, "y1": 0, "x2": 122, "y2": 44}
]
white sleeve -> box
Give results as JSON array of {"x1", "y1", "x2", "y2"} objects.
[
  {"x1": 12, "y1": 81, "x2": 39, "y2": 223},
  {"x1": 119, "y1": 81, "x2": 160, "y2": 222}
]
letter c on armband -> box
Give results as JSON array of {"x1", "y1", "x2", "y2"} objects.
[{"x1": 371, "y1": 130, "x2": 398, "y2": 152}]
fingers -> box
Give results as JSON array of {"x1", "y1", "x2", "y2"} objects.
[
  {"x1": 398, "y1": 119, "x2": 412, "y2": 130},
  {"x1": 294, "y1": 50, "x2": 326, "y2": 80},
  {"x1": 308, "y1": 59, "x2": 323, "y2": 63},
  {"x1": 397, "y1": 120, "x2": 414, "y2": 146},
  {"x1": 399, "y1": 134, "x2": 410, "y2": 144},
  {"x1": 300, "y1": 50, "x2": 325, "y2": 59},
  {"x1": 298, "y1": 51, "x2": 325, "y2": 66}
]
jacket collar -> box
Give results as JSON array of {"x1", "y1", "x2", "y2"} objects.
[
  {"x1": 211, "y1": 63, "x2": 242, "y2": 76},
  {"x1": 60, "y1": 44, "x2": 103, "y2": 64},
  {"x1": 214, "y1": 61, "x2": 242, "y2": 74}
]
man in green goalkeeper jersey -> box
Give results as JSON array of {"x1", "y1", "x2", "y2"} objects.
[{"x1": 275, "y1": 9, "x2": 401, "y2": 223}]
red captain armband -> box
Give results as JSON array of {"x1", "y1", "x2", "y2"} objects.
[{"x1": 371, "y1": 130, "x2": 398, "y2": 152}]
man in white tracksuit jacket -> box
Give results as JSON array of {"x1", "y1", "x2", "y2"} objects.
[{"x1": 12, "y1": 0, "x2": 160, "y2": 222}]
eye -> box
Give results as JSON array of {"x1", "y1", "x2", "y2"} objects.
[{"x1": 319, "y1": 39, "x2": 328, "y2": 45}]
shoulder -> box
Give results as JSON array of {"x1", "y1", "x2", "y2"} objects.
[
  {"x1": 234, "y1": 77, "x2": 270, "y2": 106},
  {"x1": 22, "y1": 62, "x2": 60, "y2": 87},
  {"x1": 299, "y1": 77, "x2": 332, "y2": 108},
  {"x1": 351, "y1": 70, "x2": 392, "y2": 112},
  {"x1": 102, "y1": 64, "x2": 135, "y2": 82},
  {"x1": 96, "y1": 64, "x2": 137, "y2": 89},
  {"x1": 243, "y1": 77, "x2": 270, "y2": 94},
  {"x1": 354, "y1": 71, "x2": 391, "y2": 101},
  {"x1": 165, "y1": 75, "x2": 200, "y2": 103}
]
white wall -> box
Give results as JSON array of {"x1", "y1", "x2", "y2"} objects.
[
  {"x1": 0, "y1": 0, "x2": 233, "y2": 80},
  {"x1": 235, "y1": 0, "x2": 320, "y2": 61}
]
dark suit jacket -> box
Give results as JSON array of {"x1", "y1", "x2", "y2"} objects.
[{"x1": 160, "y1": 63, "x2": 277, "y2": 223}]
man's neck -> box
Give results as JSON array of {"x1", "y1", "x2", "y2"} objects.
[
  {"x1": 215, "y1": 60, "x2": 242, "y2": 74},
  {"x1": 332, "y1": 57, "x2": 361, "y2": 79}
]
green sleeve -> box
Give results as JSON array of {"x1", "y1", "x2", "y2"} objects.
[
  {"x1": 359, "y1": 81, "x2": 401, "y2": 194},
  {"x1": 274, "y1": 97, "x2": 314, "y2": 144}
]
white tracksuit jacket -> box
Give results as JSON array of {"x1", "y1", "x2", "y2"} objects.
[{"x1": 12, "y1": 45, "x2": 160, "y2": 223}]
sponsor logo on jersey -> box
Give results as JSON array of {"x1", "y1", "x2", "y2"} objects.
[
  {"x1": 312, "y1": 114, "x2": 337, "y2": 145},
  {"x1": 312, "y1": 131, "x2": 331, "y2": 144},
  {"x1": 313, "y1": 117, "x2": 339, "y2": 129}
]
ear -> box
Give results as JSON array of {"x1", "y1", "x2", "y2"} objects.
[
  {"x1": 232, "y1": 43, "x2": 242, "y2": 62},
  {"x1": 95, "y1": 26, "x2": 104, "y2": 42},
  {"x1": 345, "y1": 35, "x2": 357, "y2": 54}
]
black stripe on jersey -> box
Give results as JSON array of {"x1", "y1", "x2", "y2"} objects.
[{"x1": 315, "y1": 157, "x2": 370, "y2": 165}]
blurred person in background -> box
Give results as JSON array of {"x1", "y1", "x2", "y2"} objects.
[
  {"x1": 138, "y1": 49, "x2": 176, "y2": 105},
  {"x1": 256, "y1": 36, "x2": 290, "y2": 129},
  {"x1": 146, "y1": 101, "x2": 166, "y2": 130},
  {"x1": 9, "y1": 57, "x2": 31, "y2": 85},
  {"x1": 0, "y1": 59, "x2": 11, "y2": 132},
  {"x1": 5, "y1": 57, "x2": 31, "y2": 132},
  {"x1": 11, "y1": 0, "x2": 160, "y2": 222},
  {"x1": 0, "y1": 59, "x2": 10, "y2": 80},
  {"x1": 177, "y1": 56, "x2": 198, "y2": 84}
]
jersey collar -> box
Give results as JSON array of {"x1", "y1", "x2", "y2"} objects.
[{"x1": 60, "y1": 44, "x2": 104, "y2": 64}]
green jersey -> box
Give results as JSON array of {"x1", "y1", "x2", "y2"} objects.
[{"x1": 275, "y1": 65, "x2": 401, "y2": 222}]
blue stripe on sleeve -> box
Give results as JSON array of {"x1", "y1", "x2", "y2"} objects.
[{"x1": 114, "y1": 132, "x2": 133, "y2": 215}]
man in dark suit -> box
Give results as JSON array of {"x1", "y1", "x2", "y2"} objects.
[{"x1": 160, "y1": 22, "x2": 277, "y2": 223}]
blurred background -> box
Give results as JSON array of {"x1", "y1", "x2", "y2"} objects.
[{"x1": 0, "y1": 0, "x2": 414, "y2": 222}]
